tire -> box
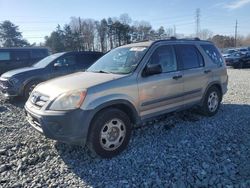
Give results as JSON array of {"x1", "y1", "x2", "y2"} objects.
[
  {"x1": 87, "y1": 108, "x2": 132, "y2": 158},
  {"x1": 200, "y1": 86, "x2": 222, "y2": 116},
  {"x1": 23, "y1": 80, "x2": 40, "y2": 99},
  {"x1": 234, "y1": 61, "x2": 244, "y2": 69}
]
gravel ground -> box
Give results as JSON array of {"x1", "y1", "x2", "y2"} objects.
[{"x1": 0, "y1": 68, "x2": 250, "y2": 187}]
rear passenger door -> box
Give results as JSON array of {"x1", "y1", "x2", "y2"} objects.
[
  {"x1": 138, "y1": 44, "x2": 184, "y2": 119},
  {"x1": 175, "y1": 44, "x2": 209, "y2": 106}
]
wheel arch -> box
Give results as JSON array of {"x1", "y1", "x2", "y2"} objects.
[
  {"x1": 201, "y1": 82, "x2": 223, "y2": 105},
  {"x1": 89, "y1": 99, "x2": 141, "y2": 126}
]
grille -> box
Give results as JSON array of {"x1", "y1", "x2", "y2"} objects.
[
  {"x1": 0, "y1": 79, "x2": 10, "y2": 88},
  {"x1": 30, "y1": 92, "x2": 49, "y2": 108}
]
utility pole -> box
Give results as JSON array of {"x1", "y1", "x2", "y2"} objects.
[
  {"x1": 235, "y1": 20, "x2": 238, "y2": 47},
  {"x1": 173, "y1": 25, "x2": 176, "y2": 37},
  {"x1": 195, "y1": 8, "x2": 200, "y2": 38}
]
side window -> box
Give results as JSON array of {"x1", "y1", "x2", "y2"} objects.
[
  {"x1": 148, "y1": 45, "x2": 177, "y2": 73},
  {"x1": 77, "y1": 54, "x2": 99, "y2": 68},
  {"x1": 0, "y1": 52, "x2": 11, "y2": 61},
  {"x1": 13, "y1": 51, "x2": 30, "y2": 61},
  {"x1": 56, "y1": 55, "x2": 76, "y2": 66},
  {"x1": 201, "y1": 44, "x2": 223, "y2": 65},
  {"x1": 175, "y1": 45, "x2": 204, "y2": 70}
]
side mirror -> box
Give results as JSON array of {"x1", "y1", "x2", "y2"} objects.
[
  {"x1": 143, "y1": 64, "x2": 162, "y2": 77},
  {"x1": 54, "y1": 62, "x2": 62, "y2": 68}
]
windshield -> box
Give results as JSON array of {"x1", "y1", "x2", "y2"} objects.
[
  {"x1": 33, "y1": 52, "x2": 65, "y2": 68},
  {"x1": 239, "y1": 49, "x2": 247, "y2": 52},
  {"x1": 87, "y1": 46, "x2": 148, "y2": 74}
]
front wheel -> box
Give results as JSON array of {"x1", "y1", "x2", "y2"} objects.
[
  {"x1": 200, "y1": 86, "x2": 221, "y2": 116},
  {"x1": 87, "y1": 108, "x2": 132, "y2": 158},
  {"x1": 24, "y1": 80, "x2": 40, "y2": 99}
]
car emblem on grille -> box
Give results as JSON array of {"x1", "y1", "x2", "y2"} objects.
[{"x1": 31, "y1": 93, "x2": 40, "y2": 104}]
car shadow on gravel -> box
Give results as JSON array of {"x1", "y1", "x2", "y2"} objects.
[
  {"x1": 54, "y1": 103, "x2": 250, "y2": 186},
  {"x1": 1, "y1": 97, "x2": 26, "y2": 108}
]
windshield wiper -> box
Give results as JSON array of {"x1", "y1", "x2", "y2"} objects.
[{"x1": 91, "y1": 70, "x2": 111, "y2": 74}]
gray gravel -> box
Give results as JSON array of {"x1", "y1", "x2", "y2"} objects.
[{"x1": 0, "y1": 68, "x2": 250, "y2": 187}]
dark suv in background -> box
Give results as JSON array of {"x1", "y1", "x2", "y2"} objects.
[
  {"x1": 0, "y1": 47, "x2": 49, "y2": 75},
  {"x1": 0, "y1": 51, "x2": 103, "y2": 98}
]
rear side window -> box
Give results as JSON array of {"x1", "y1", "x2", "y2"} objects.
[
  {"x1": 31, "y1": 49, "x2": 48, "y2": 59},
  {"x1": 175, "y1": 45, "x2": 204, "y2": 70},
  {"x1": 13, "y1": 51, "x2": 29, "y2": 61},
  {"x1": 201, "y1": 44, "x2": 223, "y2": 66},
  {"x1": 0, "y1": 52, "x2": 10, "y2": 61},
  {"x1": 77, "y1": 54, "x2": 100, "y2": 68}
]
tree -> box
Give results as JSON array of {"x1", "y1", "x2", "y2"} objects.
[
  {"x1": 210, "y1": 35, "x2": 234, "y2": 48},
  {"x1": 45, "y1": 25, "x2": 65, "y2": 53},
  {"x1": 0, "y1": 20, "x2": 29, "y2": 47},
  {"x1": 199, "y1": 29, "x2": 213, "y2": 40},
  {"x1": 96, "y1": 19, "x2": 108, "y2": 52}
]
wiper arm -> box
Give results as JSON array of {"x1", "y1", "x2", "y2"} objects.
[{"x1": 92, "y1": 70, "x2": 110, "y2": 74}]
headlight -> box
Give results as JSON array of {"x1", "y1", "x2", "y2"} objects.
[
  {"x1": 8, "y1": 77, "x2": 19, "y2": 86},
  {"x1": 49, "y1": 89, "x2": 87, "y2": 111}
]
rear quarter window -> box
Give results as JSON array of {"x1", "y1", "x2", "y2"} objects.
[{"x1": 201, "y1": 44, "x2": 223, "y2": 66}]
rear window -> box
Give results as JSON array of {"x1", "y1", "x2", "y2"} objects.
[
  {"x1": 0, "y1": 52, "x2": 10, "y2": 61},
  {"x1": 175, "y1": 45, "x2": 204, "y2": 70},
  {"x1": 201, "y1": 44, "x2": 223, "y2": 65}
]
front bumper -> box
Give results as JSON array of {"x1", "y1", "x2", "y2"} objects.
[
  {"x1": 225, "y1": 59, "x2": 239, "y2": 66},
  {"x1": 24, "y1": 102, "x2": 94, "y2": 145},
  {"x1": 0, "y1": 80, "x2": 19, "y2": 97}
]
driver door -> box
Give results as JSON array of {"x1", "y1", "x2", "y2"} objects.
[
  {"x1": 137, "y1": 44, "x2": 184, "y2": 119},
  {"x1": 51, "y1": 55, "x2": 77, "y2": 78}
]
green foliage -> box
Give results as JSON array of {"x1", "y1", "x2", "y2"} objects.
[{"x1": 0, "y1": 20, "x2": 29, "y2": 47}]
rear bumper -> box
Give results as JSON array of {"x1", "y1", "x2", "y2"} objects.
[{"x1": 24, "y1": 103, "x2": 94, "y2": 145}]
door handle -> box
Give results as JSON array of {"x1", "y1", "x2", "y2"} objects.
[
  {"x1": 204, "y1": 70, "x2": 211, "y2": 74},
  {"x1": 172, "y1": 75, "x2": 182, "y2": 80}
]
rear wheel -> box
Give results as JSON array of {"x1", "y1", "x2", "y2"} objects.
[
  {"x1": 200, "y1": 86, "x2": 221, "y2": 116},
  {"x1": 24, "y1": 80, "x2": 40, "y2": 99},
  {"x1": 87, "y1": 108, "x2": 132, "y2": 158}
]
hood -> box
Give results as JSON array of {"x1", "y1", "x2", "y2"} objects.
[
  {"x1": 34, "y1": 72, "x2": 126, "y2": 99},
  {"x1": 222, "y1": 53, "x2": 230, "y2": 57},
  {"x1": 1, "y1": 67, "x2": 40, "y2": 78}
]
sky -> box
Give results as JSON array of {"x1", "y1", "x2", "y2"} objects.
[{"x1": 0, "y1": 0, "x2": 250, "y2": 44}]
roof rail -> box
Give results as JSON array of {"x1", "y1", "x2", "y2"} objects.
[
  {"x1": 194, "y1": 37, "x2": 200, "y2": 41},
  {"x1": 170, "y1": 36, "x2": 177, "y2": 40}
]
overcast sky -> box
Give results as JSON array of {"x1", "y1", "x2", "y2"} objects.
[{"x1": 1, "y1": 0, "x2": 250, "y2": 44}]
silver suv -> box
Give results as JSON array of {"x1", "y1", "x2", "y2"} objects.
[{"x1": 25, "y1": 39, "x2": 228, "y2": 158}]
